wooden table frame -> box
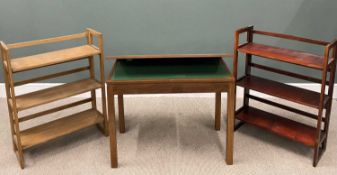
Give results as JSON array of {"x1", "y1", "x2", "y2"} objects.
[{"x1": 106, "y1": 54, "x2": 235, "y2": 168}]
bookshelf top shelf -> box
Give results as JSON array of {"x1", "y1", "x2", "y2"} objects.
[
  {"x1": 238, "y1": 43, "x2": 333, "y2": 70},
  {"x1": 10, "y1": 45, "x2": 100, "y2": 72}
]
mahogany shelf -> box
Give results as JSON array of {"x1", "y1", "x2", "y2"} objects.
[
  {"x1": 237, "y1": 75, "x2": 329, "y2": 109},
  {"x1": 238, "y1": 43, "x2": 333, "y2": 70},
  {"x1": 234, "y1": 26, "x2": 337, "y2": 167},
  {"x1": 236, "y1": 106, "x2": 323, "y2": 147}
]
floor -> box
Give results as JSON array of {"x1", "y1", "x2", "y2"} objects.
[{"x1": 0, "y1": 96, "x2": 336, "y2": 175}]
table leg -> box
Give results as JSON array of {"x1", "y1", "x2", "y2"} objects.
[
  {"x1": 226, "y1": 83, "x2": 235, "y2": 165},
  {"x1": 108, "y1": 87, "x2": 118, "y2": 168},
  {"x1": 118, "y1": 94, "x2": 125, "y2": 133},
  {"x1": 215, "y1": 92, "x2": 221, "y2": 130}
]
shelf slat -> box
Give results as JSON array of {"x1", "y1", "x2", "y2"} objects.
[
  {"x1": 238, "y1": 43, "x2": 332, "y2": 70},
  {"x1": 237, "y1": 75, "x2": 326, "y2": 109},
  {"x1": 11, "y1": 45, "x2": 100, "y2": 72},
  {"x1": 236, "y1": 106, "x2": 317, "y2": 147},
  {"x1": 20, "y1": 109, "x2": 103, "y2": 149},
  {"x1": 13, "y1": 79, "x2": 101, "y2": 111}
]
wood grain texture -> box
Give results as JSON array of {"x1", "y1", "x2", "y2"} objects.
[
  {"x1": 109, "y1": 82, "x2": 229, "y2": 94},
  {"x1": 1, "y1": 41, "x2": 20, "y2": 159},
  {"x1": 236, "y1": 107, "x2": 319, "y2": 147},
  {"x1": 226, "y1": 83, "x2": 235, "y2": 165},
  {"x1": 12, "y1": 79, "x2": 101, "y2": 111},
  {"x1": 1, "y1": 28, "x2": 107, "y2": 169},
  {"x1": 20, "y1": 109, "x2": 104, "y2": 149},
  {"x1": 253, "y1": 30, "x2": 329, "y2": 46},
  {"x1": 14, "y1": 66, "x2": 90, "y2": 86},
  {"x1": 118, "y1": 95, "x2": 125, "y2": 133},
  {"x1": 1, "y1": 40, "x2": 25, "y2": 168},
  {"x1": 250, "y1": 63, "x2": 325, "y2": 84},
  {"x1": 238, "y1": 43, "x2": 332, "y2": 70},
  {"x1": 107, "y1": 90, "x2": 118, "y2": 168},
  {"x1": 98, "y1": 32, "x2": 109, "y2": 136},
  {"x1": 10, "y1": 45, "x2": 100, "y2": 72},
  {"x1": 247, "y1": 94, "x2": 321, "y2": 121},
  {"x1": 237, "y1": 75, "x2": 328, "y2": 109},
  {"x1": 7, "y1": 33, "x2": 87, "y2": 49},
  {"x1": 234, "y1": 26, "x2": 337, "y2": 167},
  {"x1": 18, "y1": 98, "x2": 92, "y2": 122}
]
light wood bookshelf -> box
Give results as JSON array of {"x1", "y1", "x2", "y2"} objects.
[{"x1": 0, "y1": 28, "x2": 108, "y2": 169}]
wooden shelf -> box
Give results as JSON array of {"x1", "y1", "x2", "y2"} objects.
[
  {"x1": 236, "y1": 106, "x2": 318, "y2": 147},
  {"x1": 234, "y1": 27, "x2": 336, "y2": 166},
  {"x1": 12, "y1": 79, "x2": 101, "y2": 111},
  {"x1": 20, "y1": 109, "x2": 103, "y2": 149},
  {"x1": 238, "y1": 43, "x2": 332, "y2": 70},
  {"x1": 237, "y1": 75, "x2": 328, "y2": 109},
  {"x1": 11, "y1": 45, "x2": 100, "y2": 72},
  {"x1": 1, "y1": 28, "x2": 108, "y2": 168}
]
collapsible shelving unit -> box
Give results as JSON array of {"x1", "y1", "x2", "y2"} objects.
[
  {"x1": 0, "y1": 28, "x2": 108, "y2": 169},
  {"x1": 233, "y1": 26, "x2": 337, "y2": 166}
]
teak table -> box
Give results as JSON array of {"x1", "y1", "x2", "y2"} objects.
[{"x1": 106, "y1": 54, "x2": 235, "y2": 168}]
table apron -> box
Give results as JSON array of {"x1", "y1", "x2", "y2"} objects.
[{"x1": 107, "y1": 82, "x2": 232, "y2": 94}]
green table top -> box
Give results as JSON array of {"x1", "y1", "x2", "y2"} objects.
[{"x1": 111, "y1": 58, "x2": 231, "y2": 81}]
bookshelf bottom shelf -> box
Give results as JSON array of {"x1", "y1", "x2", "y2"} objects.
[
  {"x1": 236, "y1": 106, "x2": 325, "y2": 147},
  {"x1": 19, "y1": 109, "x2": 104, "y2": 149}
]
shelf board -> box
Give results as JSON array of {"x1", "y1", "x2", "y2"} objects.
[
  {"x1": 11, "y1": 45, "x2": 100, "y2": 72},
  {"x1": 238, "y1": 43, "x2": 332, "y2": 70},
  {"x1": 13, "y1": 79, "x2": 101, "y2": 111},
  {"x1": 20, "y1": 109, "x2": 103, "y2": 149},
  {"x1": 236, "y1": 106, "x2": 317, "y2": 147},
  {"x1": 237, "y1": 75, "x2": 327, "y2": 109}
]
